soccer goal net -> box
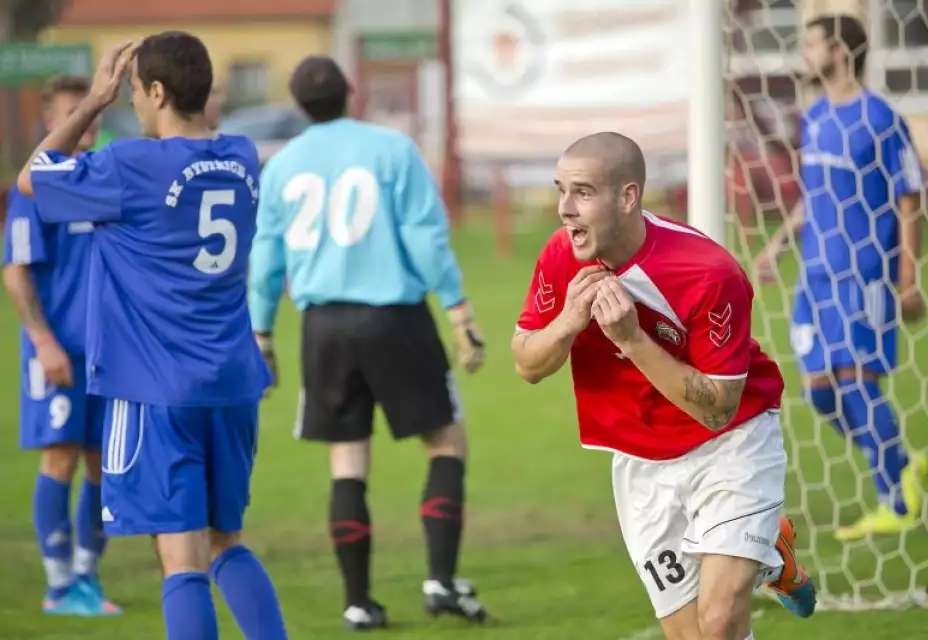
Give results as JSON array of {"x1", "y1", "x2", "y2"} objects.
[{"x1": 721, "y1": 0, "x2": 928, "y2": 611}]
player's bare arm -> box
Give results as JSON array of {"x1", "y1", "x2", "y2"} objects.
[
  {"x1": 254, "y1": 332, "x2": 278, "y2": 392},
  {"x1": 897, "y1": 192, "x2": 926, "y2": 321},
  {"x1": 755, "y1": 201, "x2": 804, "y2": 283},
  {"x1": 17, "y1": 41, "x2": 132, "y2": 196},
  {"x1": 512, "y1": 265, "x2": 607, "y2": 384},
  {"x1": 2, "y1": 264, "x2": 72, "y2": 386},
  {"x1": 511, "y1": 324, "x2": 573, "y2": 385},
  {"x1": 593, "y1": 278, "x2": 745, "y2": 431}
]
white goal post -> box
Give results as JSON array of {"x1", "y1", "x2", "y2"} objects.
[
  {"x1": 689, "y1": 0, "x2": 928, "y2": 612},
  {"x1": 688, "y1": 0, "x2": 727, "y2": 244}
]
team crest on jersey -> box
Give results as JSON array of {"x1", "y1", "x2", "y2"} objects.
[{"x1": 655, "y1": 321, "x2": 682, "y2": 346}]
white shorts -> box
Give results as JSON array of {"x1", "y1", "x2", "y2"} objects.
[{"x1": 612, "y1": 410, "x2": 786, "y2": 619}]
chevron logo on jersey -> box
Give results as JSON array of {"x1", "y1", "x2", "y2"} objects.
[
  {"x1": 708, "y1": 303, "x2": 733, "y2": 347},
  {"x1": 534, "y1": 270, "x2": 556, "y2": 313}
]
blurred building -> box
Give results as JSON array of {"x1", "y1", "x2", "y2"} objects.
[
  {"x1": 727, "y1": 0, "x2": 928, "y2": 224},
  {"x1": 39, "y1": 0, "x2": 335, "y2": 108},
  {"x1": 332, "y1": 0, "x2": 444, "y2": 171},
  {"x1": 733, "y1": 0, "x2": 928, "y2": 153}
]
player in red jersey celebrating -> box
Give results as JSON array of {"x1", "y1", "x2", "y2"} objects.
[{"x1": 512, "y1": 132, "x2": 816, "y2": 639}]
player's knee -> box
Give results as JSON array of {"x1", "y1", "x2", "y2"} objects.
[
  {"x1": 82, "y1": 448, "x2": 103, "y2": 484},
  {"x1": 209, "y1": 530, "x2": 241, "y2": 559},
  {"x1": 697, "y1": 604, "x2": 741, "y2": 640},
  {"x1": 657, "y1": 601, "x2": 703, "y2": 640},
  {"x1": 156, "y1": 530, "x2": 212, "y2": 576},
  {"x1": 330, "y1": 440, "x2": 371, "y2": 480},
  {"x1": 697, "y1": 556, "x2": 755, "y2": 640},
  {"x1": 421, "y1": 422, "x2": 467, "y2": 460},
  {"x1": 698, "y1": 590, "x2": 753, "y2": 640},
  {"x1": 39, "y1": 444, "x2": 81, "y2": 481}
]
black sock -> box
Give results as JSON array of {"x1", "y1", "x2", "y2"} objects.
[
  {"x1": 420, "y1": 456, "x2": 465, "y2": 585},
  {"x1": 329, "y1": 478, "x2": 371, "y2": 608}
]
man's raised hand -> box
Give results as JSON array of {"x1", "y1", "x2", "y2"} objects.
[
  {"x1": 557, "y1": 265, "x2": 610, "y2": 335},
  {"x1": 593, "y1": 278, "x2": 643, "y2": 349},
  {"x1": 88, "y1": 41, "x2": 134, "y2": 109}
]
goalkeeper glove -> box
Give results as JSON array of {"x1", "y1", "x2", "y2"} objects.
[
  {"x1": 447, "y1": 302, "x2": 485, "y2": 374},
  {"x1": 255, "y1": 332, "x2": 278, "y2": 393}
]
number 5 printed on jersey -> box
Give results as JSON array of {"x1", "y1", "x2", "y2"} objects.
[
  {"x1": 194, "y1": 190, "x2": 237, "y2": 275},
  {"x1": 284, "y1": 167, "x2": 379, "y2": 251}
]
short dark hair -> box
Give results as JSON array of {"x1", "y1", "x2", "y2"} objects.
[
  {"x1": 289, "y1": 56, "x2": 349, "y2": 123},
  {"x1": 134, "y1": 31, "x2": 213, "y2": 116},
  {"x1": 40, "y1": 74, "x2": 90, "y2": 108},
  {"x1": 806, "y1": 14, "x2": 868, "y2": 78}
]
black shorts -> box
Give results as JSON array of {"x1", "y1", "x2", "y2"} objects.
[{"x1": 297, "y1": 302, "x2": 460, "y2": 443}]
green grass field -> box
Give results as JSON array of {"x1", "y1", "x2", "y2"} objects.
[{"x1": 0, "y1": 217, "x2": 926, "y2": 639}]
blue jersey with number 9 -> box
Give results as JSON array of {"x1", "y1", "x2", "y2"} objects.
[{"x1": 30, "y1": 137, "x2": 270, "y2": 406}]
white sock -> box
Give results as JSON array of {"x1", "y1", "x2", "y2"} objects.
[
  {"x1": 43, "y1": 557, "x2": 73, "y2": 590},
  {"x1": 73, "y1": 546, "x2": 99, "y2": 576},
  {"x1": 745, "y1": 632, "x2": 754, "y2": 640},
  {"x1": 763, "y1": 565, "x2": 783, "y2": 584}
]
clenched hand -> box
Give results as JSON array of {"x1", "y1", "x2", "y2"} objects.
[{"x1": 556, "y1": 266, "x2": 611, "y2": 336}]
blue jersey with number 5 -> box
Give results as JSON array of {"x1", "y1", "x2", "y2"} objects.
[
  {"x1": 248, "y1": 118, "x2": 464, "y2": 332},
  {"x1": 30, "y1": 137, "x2": 270, "y2": 406}
]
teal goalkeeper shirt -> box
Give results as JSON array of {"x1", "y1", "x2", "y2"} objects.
[{"x1": 248, "y1": 118, "x2": 465, "y2": 331}]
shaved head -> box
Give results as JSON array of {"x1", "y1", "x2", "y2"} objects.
[
  {"x1": 563, "y1": 132, "x2": 646, "y2": 192},
  {"x1": 555, "y1": 132, "x2": 649, "y2": 266}
]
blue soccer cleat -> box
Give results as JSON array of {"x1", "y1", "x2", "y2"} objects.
[
  {"x1": 42, "y1": 584, "x2": 95, "y2": 616},
  {"x1": 74, "y1": 574, "x2": 123, "y2": 616}
]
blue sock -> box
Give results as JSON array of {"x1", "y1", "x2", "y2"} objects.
[
  {"x1": 74, "y1": 479, "x2": 106, "y2": 578},
  {"x1": 807, "y1": 386, "x2": 837, "y2": 419},
  {"x1": 210, "y1": 545, "x2": 287, "y2": 640},
  {"x1": 825, "y1": 379, "x2": 909, "y2": 515},
  {"x1": 34, "y1": 474, "x2": 74, "y2": 600},
  {"x1": 162, "y1": 572, "x2": 218, "y2": 640}
]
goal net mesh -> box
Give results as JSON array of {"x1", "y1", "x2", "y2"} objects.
[{"x1": 726, "y1": 0, "x2": 928, "y2": 611}]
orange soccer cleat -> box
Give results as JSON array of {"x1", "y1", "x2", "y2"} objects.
[{"x1": 767, "y1": 515, "x2": 816, "y2": 618}]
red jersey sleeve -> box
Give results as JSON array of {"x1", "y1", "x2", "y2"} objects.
[
  {"x1": 516, "y1": 234, "x2": 567, "y2": 332},
  {"x1": 686, "y1": 265, "x2": 754, "y2": 379}
]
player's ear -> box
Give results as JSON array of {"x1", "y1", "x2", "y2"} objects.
[
  {"x1": 619, "y1": 182, "x2": 641, "y2": 214},
  {"x1": 149, "y1": 80, "x2": 167, "y2": 109}
]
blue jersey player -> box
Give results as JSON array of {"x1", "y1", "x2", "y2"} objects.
[
  {"x1": 757, "y1": 15, "x2": 927, "y2": 541},
  {"x1": 249, "y1": 56, "x2": 487, "y2": 630},
  {"x1": 2, "y1": 75, "x2": 120, "y2": 617},
  {"x1": 17, "y1": 34, "x2": 287, "y2": 640}
]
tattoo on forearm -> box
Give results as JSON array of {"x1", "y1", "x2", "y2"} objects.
[
  {"x1": 683, "y1": 372, "x2": 717, "y2": 407},
  {"x1": 683, "y1": 372, "x2": 745, "y2": 431}
]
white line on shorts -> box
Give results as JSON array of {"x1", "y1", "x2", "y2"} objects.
[{"x1": 618, "y1": 609, "x2": 765, "y2": 640}]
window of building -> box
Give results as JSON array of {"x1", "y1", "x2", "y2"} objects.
[
  {"x1": 227, "y1": 61, "x2": 269, "y2": 108},
  {"x1": 731, "y1": 1, "x2": 798, "y2": 54},
  {"x1": 872, "y1": 0, "x2": 928, "y2": 109},
  {"x1": 728, "y1": 0, "x2": 802, "y2": 79}
]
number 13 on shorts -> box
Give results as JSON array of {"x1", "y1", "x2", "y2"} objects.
[{"x1": 642, "y1": 549, "x2": 687, "y2": 594}]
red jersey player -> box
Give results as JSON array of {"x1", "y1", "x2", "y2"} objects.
[{"x1": 511, "y1": 133, "x2": 817, "y2": 639}]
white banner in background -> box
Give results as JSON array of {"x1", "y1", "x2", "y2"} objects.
[{"x1": 452, "y1": 0, "x2": 690, "y2": 160}]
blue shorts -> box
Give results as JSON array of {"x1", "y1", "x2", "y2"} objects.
[
  {"x1": 100, "y1": 399, "x2": 259, "y2": 537},
  {"x1": 791, "y1": 275, "x2": 897, "y2": 375},
  {"x1": 19, "y1": 355, "x2": 106, "y2": 450}
]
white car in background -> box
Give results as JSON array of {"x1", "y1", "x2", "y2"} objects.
[{"x1": 219, "y1": 104, "x2": 309, "y2": 166}]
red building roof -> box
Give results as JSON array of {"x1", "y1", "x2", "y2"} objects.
[{"x1": 59, "y1": 0, "x2": 336, "y2": 25}]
